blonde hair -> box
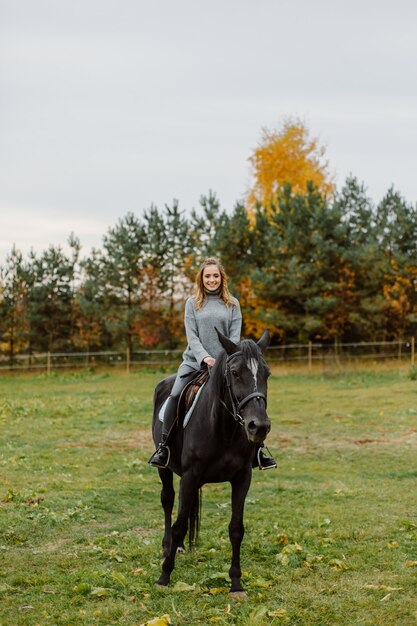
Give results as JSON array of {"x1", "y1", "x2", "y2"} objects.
[{"x1": 194, "y1": 257, "x2": 235, "y2": 310}]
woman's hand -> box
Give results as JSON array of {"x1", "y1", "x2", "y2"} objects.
[{"x1": 203, "y1": 357, "x2": 216, "y2": 368}]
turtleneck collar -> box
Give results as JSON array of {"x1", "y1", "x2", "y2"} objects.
[{"x1": 204, "y1": 286, "x2": 222, "y2": 297}]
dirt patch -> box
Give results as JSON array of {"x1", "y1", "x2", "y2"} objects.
[
  {"x1": 266, "y1": 429, "x2": 417, "y2": 453},
  {"x1": 63, "y1": 427, "x2": 153, "y2": 452}
]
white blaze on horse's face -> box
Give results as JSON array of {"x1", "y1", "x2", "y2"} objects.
[{"x1": 248, "y1": 358, "x2": 259, "y2": 391}]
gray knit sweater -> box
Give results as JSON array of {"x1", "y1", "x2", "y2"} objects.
[{"x1": 181, "y1": 293, "x2": 242, "y2": 370}]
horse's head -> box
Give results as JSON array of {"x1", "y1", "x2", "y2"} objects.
[{"x1": 216, "y1": 329, "x2": 272, "y2": 444}]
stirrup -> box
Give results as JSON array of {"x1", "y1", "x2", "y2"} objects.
[
  {"x1": 148, "y1": 444, "x2": 171, "y2": 468},
  {"x1": 257, "y1": 445, "x2": 277, "y2": 471}
]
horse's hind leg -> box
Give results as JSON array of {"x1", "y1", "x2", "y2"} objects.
[
  {"x1": 159, "y1": 468, "x2": 175, "y2": 557},
  {"x1": 229, "y1": 468, "x2": 252, "y2": 593}
]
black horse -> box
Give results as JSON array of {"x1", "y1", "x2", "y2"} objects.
[{"x1": 151, "y1": 329, "x2": 272, "y2": 593}]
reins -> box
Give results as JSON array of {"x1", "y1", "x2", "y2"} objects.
[{"x1": 220, "y1": 351, "x2": 267, "y2": 427}]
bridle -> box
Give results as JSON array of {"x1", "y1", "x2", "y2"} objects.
[{"x1": 220, "y1": 351, "x2": 267, "y2": 426}]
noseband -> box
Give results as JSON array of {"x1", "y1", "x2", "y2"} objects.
[{"x1": 221, "y1": 351, "x2": 267, "y2": 426}]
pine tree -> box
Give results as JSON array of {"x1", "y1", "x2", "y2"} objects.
[
  {"x1": 0, "y1": 247, "x2": 30, "y2": 362},
  {"x1": 99, "y1": 213, "x2": 146, "y2": 353},
  {"x1": 25, "y1": 240, "x2": 80, "y2": 352},
  {"x1": 376, "y1": 188, "x2": 417, "y2": 339}
]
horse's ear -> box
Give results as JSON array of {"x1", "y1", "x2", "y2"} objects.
[
  {"x1": 257, "y1": 329, "x2": 270, "y2": 353},
  {"x1": 215, "y1": 328, "x2": 239, "y2": 356}
]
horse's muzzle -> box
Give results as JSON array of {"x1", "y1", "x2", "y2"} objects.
[{"x1": 245, "y1": 416, "x2": 271, "y2": 443}]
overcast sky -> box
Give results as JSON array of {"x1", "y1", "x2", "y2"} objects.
[{"x1": 1, "y1": 0, "x2": 416, "y2": 264}]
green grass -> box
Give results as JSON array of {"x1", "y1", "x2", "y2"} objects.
[{"x1": 0, "y1": 366, "x2": 416, "y2": 625}]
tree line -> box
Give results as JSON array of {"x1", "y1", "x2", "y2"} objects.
[{"x1": 1, "y1": 176, "x2": 417, "y2": 362}]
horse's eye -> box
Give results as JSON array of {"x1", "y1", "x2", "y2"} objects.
[{"x1": 231, "y1": 369, "x2": 239, "y2": 377}]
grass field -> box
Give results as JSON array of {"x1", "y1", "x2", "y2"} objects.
[{"x1": 0, "y1": 365, "x2": 416, "y2": 625}]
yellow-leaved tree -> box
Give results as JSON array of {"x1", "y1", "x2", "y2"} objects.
[{"x1": 247, "y1": 118, "x2": 334, "y2": 212}]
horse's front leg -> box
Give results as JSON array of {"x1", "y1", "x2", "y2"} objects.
[
  {"x1": 158, "y1": 468, "x2": 175, "y2": 557},
  {"x1": 157, "y1": 470, "x2": 198, "y2": 586},
  {"x1": 228, "y1": 466, "x2": 252, "y2": 593}
]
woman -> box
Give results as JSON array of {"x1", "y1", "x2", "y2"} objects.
[{"x1": 148, "y1": 257, "x2": 276, "y2": 470}]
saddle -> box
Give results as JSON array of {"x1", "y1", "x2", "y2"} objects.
[
  {"x1": 183, "y1": 368, "x2": 209, "y2": 410},
  {"x1": 158, "y1": 367, "x2": 210, "y2": 428},
  {"x1": 178, "y1": 367, "x2": 210, "y2": 426}
]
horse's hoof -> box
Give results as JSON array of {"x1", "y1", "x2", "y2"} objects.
[
  {"x1": 156, "y1": 575, "x2": 170, "y2": 587},
  {"x1": 229, "y1": 590, "x2": 247, "y2": 599}
]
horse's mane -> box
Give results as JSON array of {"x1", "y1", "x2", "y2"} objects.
[{"x1": 210, "y1": 338, "x2": 264, "y2": 400}]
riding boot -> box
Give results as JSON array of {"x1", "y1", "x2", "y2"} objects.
[
  {"x1": 148, "y1": 395, "x2": 178, "y2": 468},
  {"x1": 254, "y1": 442, "x2": 277, "y2": 470}
]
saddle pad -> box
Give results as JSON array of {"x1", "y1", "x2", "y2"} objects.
[{"x1": 158, "y1": 396, "x2": 169, "y2": 422}]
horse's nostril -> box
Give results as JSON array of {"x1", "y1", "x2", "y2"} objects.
[{"x1": 248, "y1": 420, "x2": 257, "y2": 433}]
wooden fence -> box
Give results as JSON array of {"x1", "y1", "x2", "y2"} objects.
[{"x1": 0, "y1": 339, "x2": 415, "y2": 373}]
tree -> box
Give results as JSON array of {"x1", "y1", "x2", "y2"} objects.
[
  {"x1": 375, "y1": 188, "x2": 417, "y2": 339},
  {"x1": 334, "y1": 177, "x2": 386, "y2": 341},
  {"x1": 74, "y1": 250, "x2": 109, "y2": 350},
  {"x1": 0, "y1": 246, "x2": 30, "y2": 362},
  {"x1": 25, "y1": 239, "x2": 80, "y2": 353},
  {"x1": 247, "y1": 183, "x2": 350, "y2": 342},
  {"x1": 187, "y1": 192, "x2": 224, "y2": 274},
  {"x1": 247, "y1": 118, "x2": 334, "y2": 212},
  {"x1": 99, "y1": 213, "x2": 146, "y2": 353},
  {"x1": 137, "y1": 202, "x2": 193, "y2": 347}
]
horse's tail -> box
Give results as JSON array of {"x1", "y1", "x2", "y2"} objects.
[{"x1": 188, "y1": 488, "x2": 202, "y2": 549}]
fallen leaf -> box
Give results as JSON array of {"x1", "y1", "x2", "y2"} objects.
[
  {"x1": 108, "y1": 549, "x2": 123, "y2": 562},
  {"x1": 249, "y1": 579, "x2": 273, "y2": 589},
  {"x1": 198, "y1": 572, "x2": 229, "y2": 585},
  {"x1": 319, "y1": 537, "x2": 334, "y2": 545},
  {"x1": 72, "y1": 583, "x2": 91, "y2": 595},
  {"x1": 90, "y1": 587, "x2": 112, "y2": 597},
  {"x1": 405, "y1": 560, "x2": 417, "y2": 567},
  {"x1": 268, "y1": 608, "x2": 288, "y2": 618},
  {"x1": 133, "y1": 568, "x2": 147, "y2": 575},
  {"x1": 139, "y1": 615, "x2": 171, "y2": 626},
  {"x1": 281, "y1": 543, "x2": 303, "y2": 554},
  {"x1": 387, "y1": 541, "x2": 399, "y2": 549},
  {"x1": 206, "y1": 587, "x2": 228, "y2": 595},
  {"x1": 172, "y1": 581, "x2": 196, "y2": 592},
  {"x1": 381, "y1": 593, "x2": 391, "y2": 602},
  {"x1": 329, "y1": 558, "x2": 349, "y2": 571},
  {"x1": 275, "y1": 533, "x2": 289, "y2": 546},
  {"x1": 109, "y1": 572, "x2": 128, "y2": 587}
]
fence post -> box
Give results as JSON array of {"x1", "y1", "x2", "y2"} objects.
[
  {"x1": 308, "y1": 341, "x2": 312, "y2": 372},
  {"x1": 47, "y1": 351, "x2": 51, "y2": 375},
  {"x1": 126, "y1": 347, "x2": 130, "y2": 373},
  {"x1": 411, "y1": 337, "x2": 415, "y2": 368},
  {"x1": 334, "y1": 337, "x2": 340, "y2": 366}
]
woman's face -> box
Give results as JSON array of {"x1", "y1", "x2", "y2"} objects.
[{"x1": 202, "y1": 265, "x2": 222, "y2": 292}]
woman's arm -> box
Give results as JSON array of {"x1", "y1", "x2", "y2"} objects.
[
  {"x1": 184, "y1": 299, "x2": 211, "y2": 365},
  {"x1": 229, "y1": 300, "x2": 242, "y2": 344}
]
